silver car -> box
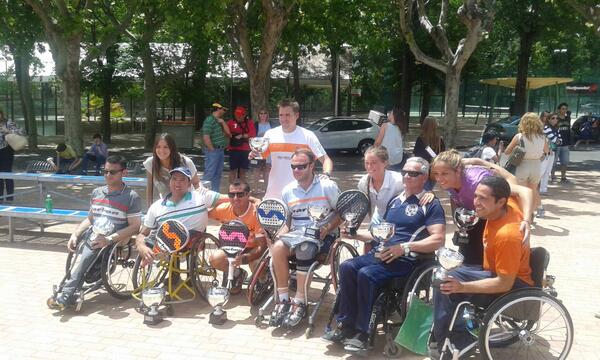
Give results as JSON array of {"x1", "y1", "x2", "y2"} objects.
[{"x1": 306, "y1": 116, "x2": 380, "y2": 155}]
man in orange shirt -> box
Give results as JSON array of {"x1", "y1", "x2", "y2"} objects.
[
  {"x1": 208, "y1": 179, "x2": 266, "y2": 294},
  {"x1": 432, "y1": 175, "x2": 533, "y2": 354}
]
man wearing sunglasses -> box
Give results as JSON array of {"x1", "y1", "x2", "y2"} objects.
[
  {"x1": 269, "y1": 148, "x2": 342, "y2": 328},
  {"x1": 48, "y1": 155, "x2": 142, "y2": 310},
  {"x1": 208, "y1": 179, "x2": 266, "y2": 294},
  {"x1": 322, "y1": 157, "x2": 446, "y2": 353}
]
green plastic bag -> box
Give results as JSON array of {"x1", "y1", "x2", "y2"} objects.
[{"x1": 394, "y1": 297, "x2": 433, "y2": 355}]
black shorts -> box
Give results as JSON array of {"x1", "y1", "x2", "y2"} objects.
[{"x1": 229, "y1": 150, "x2": 250, "y2": 170}]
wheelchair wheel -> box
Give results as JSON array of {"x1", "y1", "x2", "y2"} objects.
[
  {"x1": 101, "y1": 242, "x2": 137, "y2": 300},
  {"x1": 246, "y1": 250, "x2": 273, "y2": 306},
  {"x1": 191, "y1": 233, "x2": 221, "y2": 302},
  {"x1": 331, "y1": 241, "x2": 359, "y2": 291},
  {"x1": 400, "y1": 261, "x2": 437, "y2": 320},
  {"x1": 131, "y1": 254, "x2": 169, "y2": 293},
  {"x1": 479, "y1": 288, "x2": 573, "y2": 360}
]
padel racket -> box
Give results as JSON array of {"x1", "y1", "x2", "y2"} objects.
[
  {"x1": 154, "y1": 219, "x2": 190, "y2": 254},
  {"x1": 256, "y1": 198, "x2": 287, "y2": 241},
  {"x1": 336, "y1": 190, "x2": 370, "y2": 236},
  {"x1": 218, "y1": 220, "x2": 250, "y2": 257}
]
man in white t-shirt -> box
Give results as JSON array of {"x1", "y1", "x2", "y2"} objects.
[{"x1": 250, "y1": 99, "x2": 333, "y2": 199}]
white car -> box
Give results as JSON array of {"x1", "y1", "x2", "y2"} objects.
[{"x1": 306, "y1": 117, "x2": 380, "y2": 155}]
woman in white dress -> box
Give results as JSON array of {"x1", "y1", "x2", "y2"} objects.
[{"x1": 374, "y1": 106, "x2": 405, "y2": 171}]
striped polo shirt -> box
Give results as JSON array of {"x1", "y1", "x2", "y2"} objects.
[
  {"x1": 202, "y1": 114, "x2": 227, "y2": 148},
  {"x1": 144, "y1": 188, "x2": 220, "y2": 232},
  {"x1": 89, "y1": 184, "x2": 142, "y2": 232}
]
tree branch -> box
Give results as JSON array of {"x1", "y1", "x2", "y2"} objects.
[
  {"x1": 24, "y1": 0, "x2": 62, "y2": 35},
  {"x1": 416, "y1": 0, "x2": 453, "y2": 60}
]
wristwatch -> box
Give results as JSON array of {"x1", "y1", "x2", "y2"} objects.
[
  {"x1": 401, "y1": 243, "x2": 411, "y2": 256},
  {"x1": 106, "y1": 234, "x2": 116, "y2": 245}
]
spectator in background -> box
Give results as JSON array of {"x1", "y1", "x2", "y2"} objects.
[
  {"x1": 555, "y1": 103, "x2": 571, "y2": 183},
  {"x1": 480, "y1": 131, "x2": 503, "y2": 164},
  {"x1": 202, "y1": 103, "x2": 231, "y2": 191},
  {"x1": 47, "y1": 143, "x2": 82, "y2": 174},
  {"x1": 540, "y1": 113, "x2": 561, "y2": 199},
  {"x1": 574, "y1": 116, "x2": 595, "y2": 150},
  {"x1": 254, "y1": 109, "x2": 272, "y2": 189},
  {"x1": 375, "y1": 106, "x2": 405, "y2": 171},
  {"x1": 0, "y1": 109, "x2": 26, "y2": 202},
  {"x1": 504, "y1": 113, "x2": 548, "y2": 219},
  {"x1": 227, "y1": 106, "x2": 255, "y2": 184},
  {"x1": 413, "y1": 116, "x2": 445, "y2": 163},
  {"x1": 81, "y1": 134, "x2": 109, "y2": 176}
]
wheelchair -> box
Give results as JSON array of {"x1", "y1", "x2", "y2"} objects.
[
  {"x1": 250, "y1": 234, "x2": 359, "y2": 337},
  {"x1": 131, "y1": 231, "x2": 221, "y2": 315},
  {"x1": 438, "y1": 247, "x2": 573, "y2": 359},
  {"x1": 48, "y1": 231, "x2": 137, "y2": 312},
  {"x1": 324, "y1": 252, "x2": 438, "y2": 357}
]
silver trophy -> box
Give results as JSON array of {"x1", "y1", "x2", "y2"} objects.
[
  {"x1": 86, "y1": 216, "x2": 115, "y2": 247},
  {"x1": 141, "y1": 287, "x2": 166, "y2": 325},
  {"x1": 304, "y1": 204, "x2": 329, "y2": 239},
  {"x1": 250, "y1": 137, "x2": 269, "y2": 165},
  {"x1": 452, "y1": 207, "x2": 480, "y2": 245},
  {"x1": 372, "y1": 222, "x2": 395, "y2": 260},
  {"x1": 343, "y1": 212, "x2": 359, "y2": 236},
  {"x1": 432, "y1": 247, "x2": 465, "y2": 288},
  {"x1": 207, "y1": 280, "x2": 230, "y2": 325}
]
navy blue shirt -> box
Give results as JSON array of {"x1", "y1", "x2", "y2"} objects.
[{"x1": 383, "y1": 191, "x2": 446, "y2": 247}]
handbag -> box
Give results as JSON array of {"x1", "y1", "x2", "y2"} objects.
[
  {"x1": 505, "y1": 134, "x2": 526, "y2": 167},
  {"x1": 394, "y1": 297, "x2": 434, "y2": 355},
  {"x1": 5, "y1": 133, "x2": 28, "y2": 151}
]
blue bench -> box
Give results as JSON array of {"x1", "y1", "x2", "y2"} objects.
[{"x1": 0, "y1": 205, "x2": 88, "y2": 242}]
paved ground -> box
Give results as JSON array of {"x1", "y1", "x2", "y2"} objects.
[{"x1": 1, "y1": 122, "x2": 600, "y2": 359}]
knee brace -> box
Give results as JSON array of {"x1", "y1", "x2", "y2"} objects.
[{"x1": 294, "y1": 241, "x2": 318, "y2": 272}]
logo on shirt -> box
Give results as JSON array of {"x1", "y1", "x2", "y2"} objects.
[{"x1": 405, "y1": 204, "x2": 419, "y2": 217}]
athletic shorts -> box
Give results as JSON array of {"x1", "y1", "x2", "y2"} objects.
[{"x1": 229, "y1": 150, "x2": 250, "y2": 170}]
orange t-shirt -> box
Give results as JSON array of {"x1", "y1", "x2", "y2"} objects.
[
  {"x1": 209, "y1": 202, "x2": 264, "y2": 248},
  {"x1": 483, "y1": 197, "x2": 533, "y2": 286}
]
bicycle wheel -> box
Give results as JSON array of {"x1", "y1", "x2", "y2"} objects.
[
  {"x1": 479, "y1": 288, "x2": 573, "y2": 360},
  {"x1": 191, "y1": 233, "x2": 221, "y2": 302},
  {"x1": 246, "y1": 250, "x2": 273, "y2": 306},
  {"x1": 330, "y1": 241, "x2": 359, "y2": 291},
  {"x1": 101, "y1": 242, "x2": 137, "y2": 300}
]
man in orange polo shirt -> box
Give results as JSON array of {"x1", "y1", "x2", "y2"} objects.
[
  {"x1": 208, "y1": 179, "x2": 266, "y2": 294},
  {"x1": 432, "y1": 175, "x2": 533, "y2": 354}
]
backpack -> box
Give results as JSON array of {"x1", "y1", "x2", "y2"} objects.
[{"x1": 463, "y1": 145, "x2": 484, "y2": 159}]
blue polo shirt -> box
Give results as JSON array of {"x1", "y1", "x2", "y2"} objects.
[{"x1": 383, "y1": 191, "x2": 445, "y2": 247}]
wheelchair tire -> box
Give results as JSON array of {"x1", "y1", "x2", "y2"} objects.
[
  {"x1": 400, "y1": 260, "x2": 437, "y2": 320},
  {"x1": 191, "y1": 233, "x2": 221, "y2": 302},
  {"x1": 131, "y1": 254, "x2": 169, "y2": 292},
  {"x1": 330, "y1": 241, "x2": 359, "y2": 292},
  {"x1": 479, "y1": 288, "x2": 573, "y2": 360},
  {"x1": 101, "y1": 242, "x2": 137, "y2": 300},
  {"x1": 246, "y1": 250, "x2": 273, "y2": 307}
]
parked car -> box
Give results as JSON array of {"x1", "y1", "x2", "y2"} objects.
[
  {"x1": 305, "y1": 116, "x2": 380, "y2": 155},
  {"x1": 482, "y1": 115, "x2": 521, "y2": 143},
  {"x1": 572, "y1": 114, "x2": 600, "y2": 138}
]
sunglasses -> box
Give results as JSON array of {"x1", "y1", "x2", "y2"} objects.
[
  {"x1": 228, "y1": 191, "x2": 248, "y2": 198},
  {"x1": 103, "y1": 169, "x2": 124, "y2": 175},
  {"x1": 290, "y1": 163, "x2": 311, "y2": 170},
  {"x1": 551, "y1": 117, "x2": 558, "y2": 119},
  {"x1": 401, "y1": 170, "x2": 423, "y2": 178}
]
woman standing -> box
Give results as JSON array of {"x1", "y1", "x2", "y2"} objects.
[
  {"x1": 0, "y1": 110, "x2": 25, "y2": 202},
  {"x1": 374, "y1": 106, "x2": 404, "y2": 171},
  {"x1": 504, "y1": 112, "x2": 548, "y2": 219},
  {"x1": 255, "y1": 109, "x2": 271, "y2": 187},
  {"x1": 227, "y1": 106, "x2": 256, "y2": 184},
  {"x1": 413, "y1": 116, "x2": 445, "y2": 163},
  {"x1": 143, "y1": 133, "x2": 200, "y2": 206},
  {"x1": 539, "y1": 113, "x2": 562, "y2": 213},
  {"x1": 431, "y1": 150, "x2": 533, "y2": 265}
]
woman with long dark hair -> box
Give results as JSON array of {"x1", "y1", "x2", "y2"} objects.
[
  {"x1": 0, "y1": 110, "x2": 25, "y2": 202},
  {"x1": 143, "y1": 133, "x2": 200, "y2": 206}
]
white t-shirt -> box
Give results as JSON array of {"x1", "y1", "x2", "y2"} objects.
[
  {"x1": 262, "y1": 125, "x2": 326, "y2": 199},
  {"x1": 144, "y1": 188, "x2": 219, "y2": 233},
  {"x1": 381, "y1": 124, "x2": 404, "y2": 165},
  {"x1": 357, "y1": 170, "x2": 404, "y2": 224},
  {"x1": 143, "y1": 155, "x2": 197, "y2": 200},
  {"x1": 480, "y1": 146, "x2": 497, "y2": 163}
]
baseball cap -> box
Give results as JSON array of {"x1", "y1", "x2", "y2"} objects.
[
  {"x1": 169, "y1": 167, "x2": 192, "y2": 180},
  {"x1": 212, "y1": 103, "x2": 228, "y2": 110},
  {"x1": 234, "y1": 106, "x2": 246, "y2": 118}
]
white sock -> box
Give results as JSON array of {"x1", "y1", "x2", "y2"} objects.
[{"x1": 278, "y1": 288, "x2": 289, "y2": 302}]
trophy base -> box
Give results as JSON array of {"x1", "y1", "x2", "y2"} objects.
[
  {"x1": 209, "y1": 310, "x2": 228, "y2": 325},
  {"x1": 452, "y1": 231, "x2": 470, "y2": 246},
  {"x1": 144, "y1": 312, "x2": 163, "y2": 325}
]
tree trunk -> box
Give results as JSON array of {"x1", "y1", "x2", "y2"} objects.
[
  {"x1": 330, "y1": 49, "x2": 341, "y2": 116},
  {"x1": 56, "y1": 38, "x2": 83, "y2": 154},
  {"x1": 12, "y1": 51, "x2": 37, "y2": 149},
  {"x1": 291, "y1": 53, "x2": 302, "y2": 106},
  {"x1": 249, "y1": 72, "x2": 268, "y2": 122},
  {"x1": 99, "y1": 44, "x2": 118, "y2": 143},
  {"x1": 141, "y1": 42, "x2": 158, "y2": 149},
  {"x1": 399, "y1": 47, "x2": 413, "y2": 134},
  {"x1": 513, "y1": 31, "x2": 535, "y2": 116},
  {"x1": 443, "y1": 69, "x2": 462, "y2": 148}
]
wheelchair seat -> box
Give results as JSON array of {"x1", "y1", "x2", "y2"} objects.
[{"x1": 529, "y1": 247, "x2": 549, "y2": 288}]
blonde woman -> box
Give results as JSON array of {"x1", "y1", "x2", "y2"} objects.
[
  {"x1": 413, "y1": 116, "x2": 445, "y2": 163},
  {"x1": 504, "y1": 112, "x2": 548, "y2": 218}
]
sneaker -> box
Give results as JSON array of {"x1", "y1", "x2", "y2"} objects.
[
  {"x1": 560, "y1": 177, "x2": 571, "y2": 184},
  {"x1": 536, "y1": 207, "x2": 545, "y2": 218},
  {"x1": 343, "y1": 332, "x2": 369, "y2": 354},
  {"x1": 46, "y1": 295, "x2": 66, "y2": 311},
  {"x1": 230, "y1": 268, "x2": 247, "y2": 295},
  {"x1": 269, "y1": 300, "x2": 290, "y2": 327},
  {"x1": 283, "y1": 301, "x2": 307, "y2": 328},
  {"x1": 321, "y1": 325, "x2": 356, "y2": 344}
]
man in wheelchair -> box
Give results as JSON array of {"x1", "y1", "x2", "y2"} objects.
[
  {"x1": 270, "y1": 148, "x2": 342, "y2": 328},
  {"x1": 432, "y1": 175, "x2": 533, "y2": 356},
  {"x1": 47, "y1": 155, "x2": 142, "y2": 310},
  {"x1": 208, "y1": 179, "x2": 267, "y2": 294},
  {"x1": 136, "y1": 167, "x2": 227, "y2": 264},
  {"x1": 322, "y1": 157, "x2": 446, "y2": 353}
]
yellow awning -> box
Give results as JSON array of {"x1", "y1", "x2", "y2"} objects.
[{"x1": 479, "y1": 77, "x2": 573, "y2": 90}]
